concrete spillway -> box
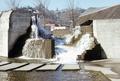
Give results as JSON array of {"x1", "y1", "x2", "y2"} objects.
[
  {"x1": 22, "y1": 39, "x2": 53, "y2": 59},
  {"x1": 55, "y1": 29, "x2": 95, "y2": 64}
]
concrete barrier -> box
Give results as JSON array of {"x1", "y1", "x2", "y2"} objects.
[
  {"x1": 93, "y1": 19, "x2": 120, "y2": 58},
  {"x1": 0, "y1": 9, "x2": 32, "y2": 57}
]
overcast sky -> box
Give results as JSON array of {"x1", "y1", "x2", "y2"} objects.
[{"x1": 0, "y1": 0, "x2": 120, "y2": 11}]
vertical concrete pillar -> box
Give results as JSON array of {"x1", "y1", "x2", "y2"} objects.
[{"x1": 0, "y1": 11, "x2": 12, "y2": 57}]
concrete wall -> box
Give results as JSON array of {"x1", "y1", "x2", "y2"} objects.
[
  {"x1": 9, "y1": 9, "x2": 31, "y2": 52},
  {"x1": 93, "y1": 19, "x2": 120, "y2": 58},
  {"x1": 0, "y1": 11, "x2": 12, "y2": 57},
  {"x1": 52, "y1": 28, "x2": 71, "y2": 37},
  {"x1": 0, "y1": 9, "x2": 32, "y2": 57},
  {"x1": 81, "y1": 25, "x2": 93, "y2": 35}
]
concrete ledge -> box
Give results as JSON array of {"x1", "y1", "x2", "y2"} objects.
[{"x1": 62, "y1": 64, "x2": 80, "y2": 71}]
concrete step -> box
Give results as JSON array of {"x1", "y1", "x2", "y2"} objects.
[
  {"x1": 62, "y1": 64, "x2": 80, "y2": 71},
  {"x1": 14, "y1": 63, "x2": 44, "y2": 71},
  {"x1": 0, "y1": 63, "x2": 28, "y2": 71},
  {"x1": 36, "y1": 64, "x2": 61, "y2": 71},
  {"x1": 0, "y1": 61, "x2": 10, "y2": 66}
]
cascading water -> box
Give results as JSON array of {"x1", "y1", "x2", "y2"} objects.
[
  {"x1": 31, "y1": 15, "x2": 39, "y2": 39},
  {"x1": 22, "y1": 39, "x2": 45, "y2": 58},
  {"x1": 21, "y1": 11, "x2": 95, "y2": 64},
  {"x1": 22, "y1": 12, "x2": 53, "y2": 59},
  {"x1": 55, "y1": 27, "x2": 95, "y2": 64}
]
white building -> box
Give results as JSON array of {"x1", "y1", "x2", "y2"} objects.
[{"x1": 79, "y1": 4, "x2": 120, "y2": 58}]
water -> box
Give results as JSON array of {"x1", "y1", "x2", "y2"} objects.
[
  {"x1": 0, "y1": 71, "x2": 108, "y2": 81},
  {"x1": 55, "y1": 33, "x2": 95, "y2": 64},
  {"x1": 31, "y1": 16, "x2": 39, "y2": 39},
  {"x1": 0, "y1": 56, "x2": 113, "y2": 81},
  {"x1": 31, "y1": 14, "x2": 53, "y2": 39},
  {"x1": 22, "y1": 14, "x2": 54, "y2": 59},
  {"x1": 54, "y1": 37, "x2": 65, "y2": 46},
  {"x1": 23, "y1": 14, "x2": 95, "y2": 64},
  {"x1": 22, "y1": 39, "x2": 46, "y2": 58},
  {"x1": 36, "y1": 15, "x2": 53, "y2": 39}
]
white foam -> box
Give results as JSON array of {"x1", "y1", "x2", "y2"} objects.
[{"x1": 55, "y1": 33, "x2": 95, "y2": 64}]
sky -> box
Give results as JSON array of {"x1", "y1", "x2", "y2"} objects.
[{"x1": 0, "y1": 0, "x2": 120, "y2": 11}]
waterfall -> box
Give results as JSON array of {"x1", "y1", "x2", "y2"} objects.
[
  {"x1": 31, "y1": 16, "x2": 39, "y2": 39},
  {"x1": 22, "y1": 12, "x2": 53, "y2": 59},
  {"x1": 22, "y1": 39, "x2": 47, "y2": 58},
  {"x1": 31, "y1": 14, "x2": 53, "y2": 39},
  {"x1": 21, "y1": 12, "x2": 95, "y2": 64},
  {"x1": 55, "y1": 27, "x2": 95, "y2": 64},
  {"x1": 36, "y1": 16, "x2": 53, "y2": 39}
]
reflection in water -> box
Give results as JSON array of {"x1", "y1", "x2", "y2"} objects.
[
  {"x1": 0, "y1": 72, "x2": 8, "y2": 81},
  {"x1": 0, "y1": 71, "x2": 110, "y2": 81},
  {"x1": 0, "y1": 71, "x2": 91, "y2": 81},
  {"x1": 7, "y1": 72, "x2": 27, "y2": 81}
]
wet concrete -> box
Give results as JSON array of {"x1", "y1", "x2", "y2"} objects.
[{"x1": 88, "y1": 58, "x2": 120, "y2": 81}]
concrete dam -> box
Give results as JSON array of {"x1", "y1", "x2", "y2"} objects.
[
  {"x1": 0, "y1": 7, "x2": 120, "y2": 63},
  {"x1": 0, "y1": 9, "x2": 53, "y2": 58}
]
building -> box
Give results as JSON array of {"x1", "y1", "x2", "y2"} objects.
[
  {"x1": 52, "y1": 27, "x2": 71, "y2": 37},
  {"x1": 78, "y1": 4, "x2": 120, "y2": 58}
]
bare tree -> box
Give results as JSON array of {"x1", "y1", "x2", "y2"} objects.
[
  {"x1": 5, "y1": 0, "x2": 21, "y2": 10},
  {"x1": 67, "y1": 0, "x2": 79, "y2": 29},
  {"x1": 35, "y1": 0, "x2": 50, "y2": 8},
  {"x1": 34, "y1": 0, "x2": 51, "y2": 25}
]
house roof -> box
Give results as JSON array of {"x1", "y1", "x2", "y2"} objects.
[
  {"x1": 80, "y1": 20, "x2": 93, "y2": 26},
  {"x1": 80, "y1": 7, "x2": 103, "y2": 17},
  {"x1": 79, "y1": 4, "x2": 120, "y2": 25}
]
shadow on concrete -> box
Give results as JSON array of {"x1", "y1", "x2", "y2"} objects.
[
  {"x1": 84, "y1": 44, "x2": 107, "y2": 61},
  {"x1": 8, "y1": 26, "x2": 31, "y2": 58}
]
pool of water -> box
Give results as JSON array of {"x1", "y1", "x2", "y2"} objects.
[
  {"x1": 0, "y1": 71, "x2": 110, "y2": 81},
  {"x1": 0, "y1": 56, "x2": 113, "y2": 81}
]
